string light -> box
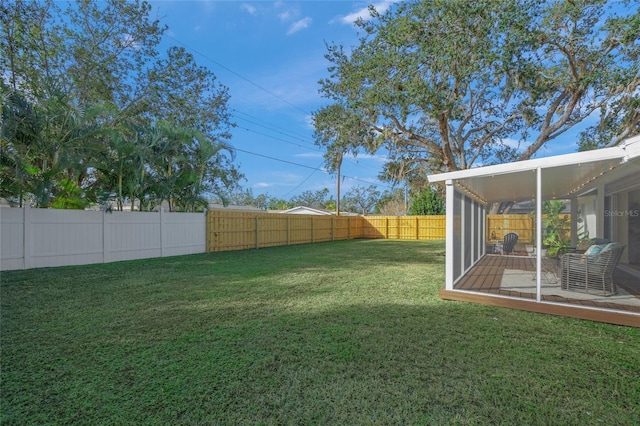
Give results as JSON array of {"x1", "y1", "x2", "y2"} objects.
[
  {"x1": 454, "y1": 181, "x2": 487, "y2": 204},
  {"x1": 567, "y1": 165, "x2": 617, "y2": 195}
]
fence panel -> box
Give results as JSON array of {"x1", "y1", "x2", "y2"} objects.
[
  {"x1": 1, "y1": 207, "x2": 26, "y2": 270},
  {"x1": 105, "y1": 211, "x2": 161, "y2": 263},
  {"x1": 486, "y1": 214, "x2": 534, "y2": 245},
  {"x1": 1, "y1": 206, "x2": 205, "y2": 270},
  {"x1": 419, "y1": 215, "x2": 446, "y2": 240},
  {"x1": 162, "y1": 211, "x2": 206, "y2": 257},
  {"x1": 206, "y1": 211, "x2": 448, "y2": 252},
  {"x1": 29, "y1": 208, "x2": 105, "y2": 269},
  {"x1": 361, "y1": 216, "x2": 388, "y2": 239},
  {"x1": 486, "y1": 214, "x2": 572, "y2": 246}
]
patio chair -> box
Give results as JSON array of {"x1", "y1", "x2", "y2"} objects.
[
  {"x1": 560, "y1": 243, "x2": 625, "y2": 296},
  {"x1": 496, "y1": 232, "x2": 519, "y2": 255}
]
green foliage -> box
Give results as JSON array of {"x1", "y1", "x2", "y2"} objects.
[
  {"x1": 290, "y1": 188, "x2": 334, "y2": 210},
  {"x1": 541, "y1": 200, "x2": 572, "y2": 257},
  {"x1": 268, "y1": 197, "x2": 293, "y2": 210},
  {"x1": 314, "y1": 0, "x2": 640, "y2": 181},
  {"x1": 375, "y1": 188, "x2": 406, "y2": 215},
  {"x1": 340, "y1": 185, "x2": 381, "y2": 214},
  {"x1": 409, "y1": 187, "x2": 445, "y2": 215},
  {"x1": 0, "y1": 1, "x2": 241, "y2": 211}
]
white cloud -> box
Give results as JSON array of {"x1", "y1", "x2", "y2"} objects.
[
  {"x1": 254, "y1": 182, "x2": 273, "y2": 188},
  {"x1": 287, "y1": 17, "x2": 312, "y2": 35},
  {"x1": 241, "y1": 4, "x2": 257, "y2": 16},
  {"x1": 344, "y1": 152, "x2": 388, "y2": 163},
  {"x1": 276, "y1": 3, "x2": 299, "y2": 22},
  {"x1": 294, "y1": 152, "x2": 323, "y2": 159},
  {"x1": 278, "y1": 10, "x2": 295, "y2": 22},
  {"x1": 338, "y1": 1, "x2": 399, "y2": 25},
  {"x1": 500, "y1": 138, "x2": 522, "y2": 149}
]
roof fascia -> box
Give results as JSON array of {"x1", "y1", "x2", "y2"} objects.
[{"x1": 427, "y1": 145, "x2": 627, "y2": 183}]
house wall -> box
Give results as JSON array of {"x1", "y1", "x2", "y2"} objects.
[
  {"x1": 577, "y1": 182, "x2": 640, "y2": 265},
  {"x1": 627, "y1": 188, "x2": 640, "y2": 264},
  {"x1": 578, "y1": 195, "x2": 598, "y2": 239}
]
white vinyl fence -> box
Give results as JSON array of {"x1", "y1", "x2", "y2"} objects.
[{"x1": 0, "y1": 206, "x2": 206, "y2": 271}]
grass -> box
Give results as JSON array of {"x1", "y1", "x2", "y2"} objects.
[{"x1": 1, "y1": 239, "x2": 639, "y2": 425}]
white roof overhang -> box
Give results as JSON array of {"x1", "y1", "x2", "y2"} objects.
[{"x1": 427, "y1": 135, "x2": 640, "y2": 204}]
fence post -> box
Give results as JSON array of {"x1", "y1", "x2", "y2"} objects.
[
  {"x1": 311, "y1": 217, "x2": 315, "y2": 243},
  {"x1": 331, "y1": 217, "x2": 335, "y2": 241},
  {"x1": 23, "y1": 204, "x2": 32, "y2": 269},
  {"x1": 102, "y1": 209, "x2": 106, "y2": 263},
  {"x1": 255, "y1": 216, "x2": 259, "y2": 249},
  {"x1": 205, "y1": 211, "x2": 210, "y2": 252},
  {"x1": 160, "y1": 208, "x2": 165, "y2": 257},
  {"x1": 416, "y1": 217, "x2": 419, "y2": 240},
  {"x1": 286, "y1": 216, "x2": 290, "y2": 245}
]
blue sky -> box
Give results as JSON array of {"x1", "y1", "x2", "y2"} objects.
[
  {"x1": 147, "y1": 0, "x2": 398, "y2": 201},
  {"x1": 147, "y1": 0, "x2": 590, "y2": 201}
]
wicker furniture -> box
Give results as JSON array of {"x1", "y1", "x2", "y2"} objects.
[{"x1": 560, "y1": 244, "x2": 625, "y2": 296}]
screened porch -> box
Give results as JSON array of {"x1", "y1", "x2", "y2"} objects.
[{"x1": 427, "y1": 135, "x2": 640, "y2": 327}]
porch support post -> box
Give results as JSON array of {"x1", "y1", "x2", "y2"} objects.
[
  {"x1": 470, "y1": 198, "x2": 475, "y2": 267},
  {"x1": 535, "y1": 167, "x2": 542, "y2": 302},
  {"x1": 570, "y1": 198, "x2": 578, "y2": 247},
  {"x1": 596, "y1": 182, "x2": 605, "y2": 238},
  {"x1": 445, "y1": 179, "x2": 455, "y2": 290}
]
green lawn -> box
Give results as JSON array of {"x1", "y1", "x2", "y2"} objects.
[{"x1": 2, "y1": 239, "x2": 639, "y2": 425}]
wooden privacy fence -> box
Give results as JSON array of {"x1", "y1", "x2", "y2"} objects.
[
  {"x1": 486, "y1": 214, "x2": 572, "y2": 244},
  {"x1": 206, "y1": 211, "x2": 446, "y2": 252},
  {"x1": 207, "y1": 211, "x2": 572, "y2": 252}
]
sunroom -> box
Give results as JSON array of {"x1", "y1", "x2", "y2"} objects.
[{"x1": 427, "y1": 135, "x2": 640, "y2": 327}]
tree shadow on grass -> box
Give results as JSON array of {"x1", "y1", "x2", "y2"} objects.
[{"x1": 2, "y1": 239, "x2": 638, "y2": 424}]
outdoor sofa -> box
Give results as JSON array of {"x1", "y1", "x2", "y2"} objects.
[{"x1": 560, "y1": 242, "x2": 626, "y2": 296}]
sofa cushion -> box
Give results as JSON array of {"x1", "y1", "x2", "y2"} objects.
[
  {"x1": 584, "y1": 244, "x2": 605, "y2": 256},
  {"x1": 600, "y1": 242, "x2": 623, "y2": 253}
]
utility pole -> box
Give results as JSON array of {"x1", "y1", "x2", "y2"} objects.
[
  {"x1": 336, "y1": 154, "x2": 342, "y2": 216},
  {"x1": 404, "y1": 185, "x2": 408, "y2": 215}
]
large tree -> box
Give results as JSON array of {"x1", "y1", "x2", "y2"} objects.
[
  {"x1": 341, "y1": 185, "x2": 381, "y2": 215},
  {"x1": 314, "y1": 0, "x2": 640, "y2": 185},
  {"x1": 1, "y1": 0, "x2": 241, "y2": 211},
  {"x1": 1, "y1": 0, "x2": 166, "y2": 108},
  {"x1": 290, "y1": 188, "x2": 334, "y2": 210}
]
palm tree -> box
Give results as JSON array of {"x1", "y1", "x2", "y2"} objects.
[{"x1": 0, "y1": 85, "x2": 43, "y2": 206}]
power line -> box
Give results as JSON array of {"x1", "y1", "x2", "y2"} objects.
[
  {"x1": 235, "y1": 147, "x2": 394, "y2": 190},
  {"x1": 234, "y1": 148, "x2": 323, "y2": 171},
  {"x1": 281, "y1": 166, "x2": 323, "y2": 198},
  {"x1": 232, "y1": 108, "x2": 314, "y2": 145},
  {"x1": 165, "y1": 34, "x2": 310, "y2": 116},
  {"x1": 162, "y1": 34, "x2": 391, "y2": 191},
  {"x1": 235, "y1": 122, "x2": 385, "y2": 175},
  {"x1": 163, "y1": 35, "x2": 383, "y2": 175},
  {"x1": 235, "y1": 125, "x2": 319, "y2": 151}
]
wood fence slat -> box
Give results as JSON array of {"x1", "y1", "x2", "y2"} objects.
[{"x1": 206, "y1": 212, "x2": 449, "y2": 252}]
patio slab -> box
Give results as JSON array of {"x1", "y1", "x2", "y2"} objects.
[{"x1": 454, "y1": 255, "x2": 640, "y2": 314}]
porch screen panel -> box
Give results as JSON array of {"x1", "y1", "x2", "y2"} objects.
[
  {"x1": 464, "y1": 195, "x2": 472, "y2": 271},
  {"x1": 453, "y1": 190, "x2": 463, "y2": 282},
  {"x1": 475, "y1": 202, "x2": 483, "y2": 260}
]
